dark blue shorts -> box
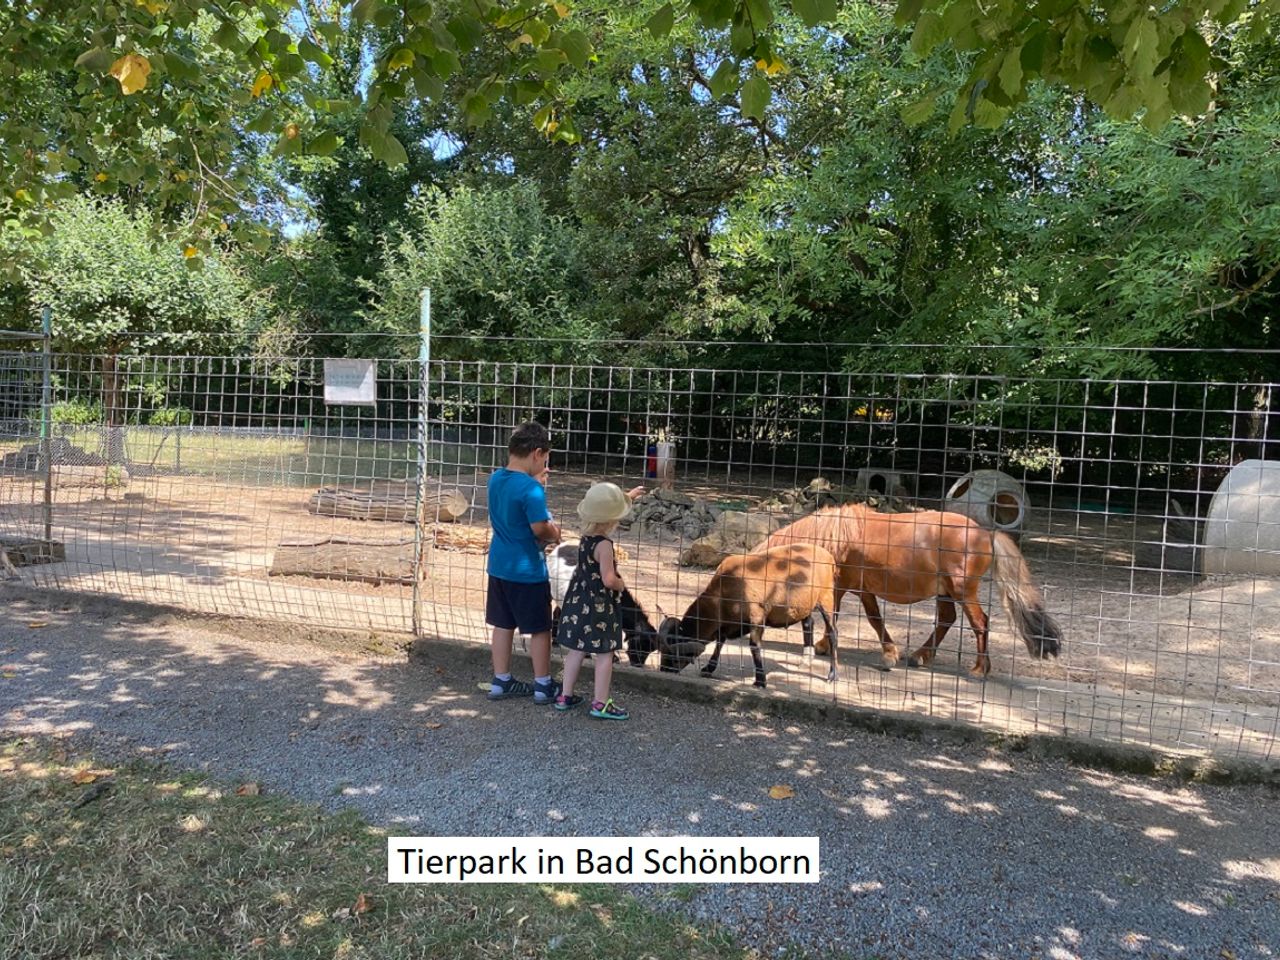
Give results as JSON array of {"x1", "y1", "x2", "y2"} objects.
[{"x1": 486, "y1": 576, "x2": 553, "y2": 635}]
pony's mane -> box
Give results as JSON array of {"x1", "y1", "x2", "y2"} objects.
[{"x1": 766, "y1": 501, "x2": 867, "y2": 558}]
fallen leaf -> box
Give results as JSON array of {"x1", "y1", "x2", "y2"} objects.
[
  {"x1": 1, "y1": 672, "x2": 15, "y2": 680},
  {"x1": 72, "y1": 770, "x2": 98, "y2": 785},
  {"x1": 27, "y1": 621, "x2": 48, "y2": 628},
  {"x1": 235, "y1": 782, "x2": 261, "y2": 796},
  {"x1": 331, "y1": 906, "x2": 350, "y2": 920},
  {"x1": 353, "y1": 892, "x2": 374, "y2": 915},
  {"x1": 109, "y1": 53, "x2": 151, "y2": 95},
  {"x1": 434, "y1": 666, "x2": 445, "y2": 676},
  {"x1": 768, "y1": 784, "x2": 795, "y2": 800},
  {"x1": 425, "y1": 722, "x2": 443, "y2": 730},
  {"x1": 248, "y1": 937, "x2": 267, "y2": 948}
]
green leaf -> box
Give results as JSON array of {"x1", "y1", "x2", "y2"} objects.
[
  {"x1": 910, "y1": 11, "x2": 946, "y2": 58},
  {"x1": 298, "y1": 37, "x2": 333, "y2": 68},
  {"x1": 536, "y1": 48, "x2": 567, "y2": 73},
  {"x1": 316, "y1": 21, "x2": 343, "y2": 46},
  {"x1": 998, "y1": 46, "x2": 1023, "y2": 97},
  {"x1": 647, "y1": 3, "x2": 675, "y2": 38},
  {"x1": 211, "y1": 20, "x2": 241, "y2": 51},
  {"x1": 552, "y1": 113, "x2": 579, "y2": 144},
  {"x1": 462, "y1": 91, "x2": 492, "y2": 127},
  {"x1": 160, "y1": 52, "x2": 201, "y2": 84},
  {"x1": 447, "y1": 15, "x2": 485, "y2": 52},
  {"x1": 247, "y1": 106, "x2": 277, "y2": 134},
  {"x1": 388, "y1": 47, "x2": 416, "y2": 72},
  {"x1": 744, "y1": 0, "x2": 774, "y2": 30},
  {"x1": 972, "y1": 95, "x2": 1009, "y2": 128},
  {"x1": 1122, "y1": 15, "x2": 1160, "y2": 78},
  {"x1": 309, "y1": 130, "x2": 341, "y2": 156},
  {"x1": 740, "y1": 73, "x2": 770, "y2": 120},
  {"x1": 894, "y1": 0, "x2": 924, "y2": 27},
  {"x1": 412, "y1": 69, "x2": 444, "y2": 101},
  {"x1": 431, "y1": 49, "x2": 461, "y2": 78},
  {"x1": 791, "y1": 0, "x2": 837, "y2": 27},
  {"x1": 1020, "y1": 29, "x2": 1048, "y2": 76},
  {"x1": 406, "y1": 0, "x2": 434, "y2": 26},
  {"x1": 1103, "y1": 81, "x2": 1144, "y2": 118},
  {"x1": 709, "y1": 59, "x2": 739, "y2": 99},
  {"x1": 381, "y1": 132, "x2": 409, "y2": 167},
  {"x1": 525, "y1": 18, "x2": 551, "y2": 46},
  {"x1": 558, "y1": 29, "x2": 593, "y2": 69},
  {"x1": 900, "y1": 91, "x2": 938, "y2": 126},
  {"x1": 74, "y1": 47, "x2": 114, "y2": 73},
  {"x1": 532, "y1": 103, "x2": 556, "y2": 132},
  {"x1": 352, "y1": 0, "x2": 382, "y2": 26},
  {"x1": 729, "y1": 16, "x2": 756, "y2": 57},
  {"x1": 510, "y1": 78, "x2": 542, "y2": 105}
]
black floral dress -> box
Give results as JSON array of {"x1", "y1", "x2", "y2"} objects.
[{"x1": 553, "y1": 535, "x2": 624, "y2": 654}]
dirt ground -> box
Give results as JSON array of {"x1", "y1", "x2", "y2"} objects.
[{"x1": 3, "y1": 465, "x2": 1279, "y2": 760}]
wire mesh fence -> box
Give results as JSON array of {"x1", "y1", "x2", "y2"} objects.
[{"x1": 1, "y1": 340, "x2": 1277, "y2": 763}]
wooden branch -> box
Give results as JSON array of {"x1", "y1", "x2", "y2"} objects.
[{"x1": 1191, "y1": 260, "x2": 1280, "y2": 316}]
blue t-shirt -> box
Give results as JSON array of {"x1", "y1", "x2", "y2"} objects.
[{"x1": 486, "y1": 468, "x2": 551, "y2": 583}]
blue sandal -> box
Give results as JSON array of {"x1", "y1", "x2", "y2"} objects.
[{"x1": 487, "y1": 676, "x2": 535, "y2": 700}]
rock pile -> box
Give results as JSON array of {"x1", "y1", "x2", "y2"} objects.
[
  {"x1": 619, "y1": 488, "x2": 722, "y2": 541},
  {"x1": 757, "y1": 476, "x2": 911, "y2": 517}
]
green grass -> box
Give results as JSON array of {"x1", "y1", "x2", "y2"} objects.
[
  {"x1": 0, "y1": 429, "x2": 501, "y2": 488},
  {"x1": 0, "y1": 736, "x2": 770, "y2": 960}
]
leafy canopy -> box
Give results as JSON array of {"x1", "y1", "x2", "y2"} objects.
[{"x1": 2, "y1": 0, "x2": 1274, "y2": 252}]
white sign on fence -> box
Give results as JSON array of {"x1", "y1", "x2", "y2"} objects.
[{"x1": 323, "y1": 359, "x2": 377, "y2": 406}]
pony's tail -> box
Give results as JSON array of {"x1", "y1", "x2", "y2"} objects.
[{"x1": 991, "y1": 532, "x2": 1062, "y2": 660}]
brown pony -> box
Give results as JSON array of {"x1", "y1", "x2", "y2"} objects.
[{"x1": 763, "y1": 503, "x2": 1061, "y2": 677}]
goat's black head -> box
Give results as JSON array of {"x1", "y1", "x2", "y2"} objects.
[{"x1": 657, "y1": 616, "x2": 705, "y2": 673}]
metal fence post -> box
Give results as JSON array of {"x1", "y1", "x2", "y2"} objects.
[
  {"x1": 40, "y1": 306, "x2": 52, "y2": 547},
  {"x1": 411, "y1": 288, "x2": 431, "y2": 638}
]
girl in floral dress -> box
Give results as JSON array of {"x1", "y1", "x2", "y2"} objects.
[{"x1": 553, "y1": 482, "x2": 635, "y2": 720}]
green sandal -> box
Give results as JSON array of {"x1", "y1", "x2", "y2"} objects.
[{"x1": 589, "y1": 698, "x2": 629, "y2": 721}]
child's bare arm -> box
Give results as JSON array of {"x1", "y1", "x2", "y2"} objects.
[
  {"x1": 595, "y1": 539, "x2": 625, "y2": 590},
  {"x1": 532, "y1": 519, "x2": 561, "y2": 545}
]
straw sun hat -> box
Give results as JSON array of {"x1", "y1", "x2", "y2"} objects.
[{"x1": 577, "y1": 482, "x2": 631, "y2": 524}]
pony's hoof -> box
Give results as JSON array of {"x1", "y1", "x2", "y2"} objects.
[
  {"x1": 826, "y1": 669, "x2": 838, "y2": 684},
  {"x1": 699, "y1": 666, "x2": 716, "y2": 677},
  {"x1": 907, "y1": 655, "x2": 926, "y2": 668},
  {"x1": 753, "y1": 678, "x2": 767, "y2": 689}
]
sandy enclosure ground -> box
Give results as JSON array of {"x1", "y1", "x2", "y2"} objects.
[{"x1": 3, "y1": 466, "x2": 1279, "y2": 760}]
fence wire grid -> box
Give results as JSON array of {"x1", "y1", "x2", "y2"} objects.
[{"x1": 1, "y1": 342, "x2": 1278, "y2": 763}]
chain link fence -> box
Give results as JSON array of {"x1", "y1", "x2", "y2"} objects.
[{"x1": 1, "y1": 341, "x2": 1277, "y2": 762}]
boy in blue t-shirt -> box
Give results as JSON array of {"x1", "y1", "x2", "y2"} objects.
[{"x1": 486, "y1": 421, "x2": 563, "y2": 703}]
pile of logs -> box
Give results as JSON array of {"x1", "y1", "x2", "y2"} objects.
[{"x1": 306, "y1": 480, "x2": 469, "y2": 523}]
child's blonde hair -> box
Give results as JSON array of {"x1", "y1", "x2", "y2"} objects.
[{"x1": 583, "y1": 519, "x2": 618, "y2": 537}]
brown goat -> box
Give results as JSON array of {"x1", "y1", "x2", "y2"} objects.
[{"x1": 657, "y1": 542, "x2": 840, "y2": 688}]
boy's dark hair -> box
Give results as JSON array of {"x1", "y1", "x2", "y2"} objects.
[{"x1": 508, "y1": 421, "x2": 551, "y2": 457}]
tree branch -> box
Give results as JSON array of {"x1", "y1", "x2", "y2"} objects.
[{"x1": 1191, "y1": 260, "x2": 1280, "y2": 316}]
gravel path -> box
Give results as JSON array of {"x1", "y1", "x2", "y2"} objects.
[{"x1": 3, "y1": 587, "x2": 1278, "y2": 960}]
